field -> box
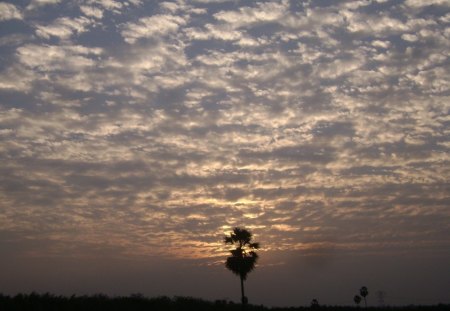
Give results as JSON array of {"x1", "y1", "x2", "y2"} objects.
[{"x1": 1, "y1": 293, "x2": 449, "y2": 311}]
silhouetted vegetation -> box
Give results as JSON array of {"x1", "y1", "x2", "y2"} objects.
[
  {"x1": 311, "y1": 299, "x2": 320, "y2": 308},
  {"x1": 224, "y1": 227, "x2": 260, "y2": 306},
  {"x1": 0, "y1": 293, "x2": 449, "y2": 311},
  {"x1": 354, "y1": 295, "x2": 362, "y2": 307},
  {"x1": 360, "y1": 287, "x2": 369, "y2": 308}
]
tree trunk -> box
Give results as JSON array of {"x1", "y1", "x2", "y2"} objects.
[
  {"x1": 240, "y1": 275, "x2": 246, "y2": 306},
  {"x1": 364, "y1": 297, "x2": 367, "y2": 308}
]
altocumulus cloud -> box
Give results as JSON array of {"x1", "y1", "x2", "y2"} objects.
[{"x1": 0, "y1": 0, "x2": 449, "y2": 305}]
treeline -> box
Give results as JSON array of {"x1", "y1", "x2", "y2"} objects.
[{"x1": 0, "y1": 293, "x2": 449, "y2": 311}]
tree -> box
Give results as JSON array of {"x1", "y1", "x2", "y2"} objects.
[
  {"x1": 311, "y1": 298, "x2": 319, "y2": 308},
  {"x1": 376, "y1": 290, "x2": 386, "y2": 306},
  {"x1": 360, "y1": 286, "x2": 369, "y2": 308},
  {"x1": 354, "y1": 295, "x2": 362, "y2": 307},
  {"x1": 224, "y1": 227, "x2": 260, "y2": 306}
]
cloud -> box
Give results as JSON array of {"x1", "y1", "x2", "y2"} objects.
[
  {"x1": 214, "y1": 1, "x2": 288, "y2": 28},
  {"x1": 191, "y1": 0, "x2": 234, "y2": 3},
  {"x1": 185, "y1": 23, "x2": 243, "y2": 41},
  {"x1": 0, "y1": 65, "x2": 34, "y2": 91},
  {"x1": 80, "y1": 5, "x2": 104, "y2": 19},
  {"x1": 121, "y1": 14, "x2": 187, "y2": 43},
  {"x1": 27, "y1": 0, "x2": 61, "y2": 10},
  {"x1": 87, "y1": 0, "x2": 122, "y2": 11},
  {"x1": 315, "y1": 56, "x2": 365, "y2": 79},
  {"x1": 404, "y1": 0, "x2": 450, "y2": 8},
  {"x1": 35, "y1": 17, "x2": 92, "y2": 40},
  {"x1": 0, "y1": 3, "x2": 23, "y2": 21},
  {"x1": 78, "y1": 0, "x2": 143, "y2": 16},
  {"x1": 0, "y1": 34, "x2": 28, "y2": 47},
  {"x1": 10, "y1": 43, "x2": 103, "y2": 92},
  {"x1": 346, "y1": 14, "x2": 408, "y2": 35},
  {"x1": 0, "y1": 0, "x2": 449, "y2": 281},
  {"x1": 371, "y1": 40, "x2": 391, "y2": 48},
  {"x1": 17, "y1": 44, "x2": 103, "y2": 70}
]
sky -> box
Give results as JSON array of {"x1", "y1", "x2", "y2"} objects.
[{"x1": 0, "y1": 0, "x2": 449, "y2": 307}]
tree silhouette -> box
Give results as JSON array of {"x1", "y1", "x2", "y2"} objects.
[
  {"x1": 354, "y1": 295, "x2": 362, "y2": 307},
  {"x1": 224, "y1": 227, "x2": 260, "y2": 306},
  {"x1": 360, "y1": 286, "x2": 369, "y2": 308},
  {"x1": 311, "y1": 298, "x2": 319, "y2": 308}
]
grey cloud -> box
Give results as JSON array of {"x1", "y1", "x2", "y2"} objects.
[
  {"x1": 340, "y1": 165, "x2": 400, "y2": 176},
  {"x1": 238, "y1": 145, "x2": 337, "y2": 164},
  {"x1": 311, "y1": 121, "x2": 355, "y2": 138},
  {"x1": 0, "y1": 0, "x2": 449, "y2": 305},
  {"x1": 0, "y1": 33, "x2": 29, "y2": 47}
]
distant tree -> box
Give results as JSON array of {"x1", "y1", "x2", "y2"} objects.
[
  {"x1": 360, "y1": 286, "x2": 369, "y2": 308},
  {"x1": 311, "y1": 298, "x2": 319, "y2": 308},
  {"x1": 376, "y1": 290, "x2": 386, "y2": 306},
  {"x1": 354, "y1": 295, "x2": 362, "y2": 307},
  {"x1": 224, "y1": 227, "x2": 260, "y2": 306}
]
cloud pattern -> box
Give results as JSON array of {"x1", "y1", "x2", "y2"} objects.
[{"x1": 0, "y1": 0, "x2": 449, "y2": 267}]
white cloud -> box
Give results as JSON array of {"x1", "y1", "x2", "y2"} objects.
[
  {"x1": 13, "y1": 44, "x2": 104, "y2": 92},
  {"x1": 272, "y1": 224, "x2": 300, "y2": 232},
  {"x1": 17, "y1": 44, "x2": 102, "y2": 71},
  {"x1": 35, "y1": 17, "x2": 92, "y2": 40},
  {"x1": 409, "y1": 67, "x2": 450, "y2": 93},
  {"x1": 87, "y1": 0, "x2": 122, "y2": 11},
  {"x1": 283, "y1": 7, "x2": 346, "y2": 30},
  {"x1": 160, "y1": 1, "x2": 180, "y2": 13},
  {"x1": 117, "y1": 41, "x2": 189, "y2": 90},
  {"x1": 214, "y1": 1, "x2": 288, "y2": 28},
  {"x1": 316, "y1": 57, "x2": 365, "y2": 79},
  {"x1": 440, "y1": 13, "x2": 450, "y2": 23},
  {"x1": 129, "y1": 0, "x2": 142, "y2": 5},
  {"x1": 0, "y1": 2, "x2": 23, "y2": 21},
  {"x1": 80, "y1": 5, "x2": 103, "y2": 19},
  {"x1": 0, "y1": 65, "x2": 34, "y2": 91},
  {"x1": 401, "y1": 33, "x2": 418, "y2": 42},
  {"x1": 191, "y1": 0, "x2": 234, "y2": 2},
  {"x1": 347, "y1": 15, "x2": 408, "y2": 35},
  {"x1": 342, "y1": 0, "x2": 372, "y2": 10},
  {"x1": 27, "y1": 0, "x2": 61, "y2": 10},
  {"x1": 236, "y1": 36, "x2": 267, "y2": 47},
  {"x1": 404, "y1": 0, "x2": 450, "y2": 8},
  {"x1": 185, "y1": 23, "x2": 243, "y2": 41},
  {"x1": 372, "y1": 40, "x2": 391, "y2": 48},
  {"x1": 121, "y1": 14, "x2": 187, "y2": 43}
]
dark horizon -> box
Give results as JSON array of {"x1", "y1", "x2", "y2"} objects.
[
  {"x1": 1, "y1": 0, "x2": 449, "y2": 307},
  {"x1": 2, "y1": 247, "x2": 449, "y2": 307},
  {"x1": 1, "y1": 292, "x2": 450, "y2": 309}
]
